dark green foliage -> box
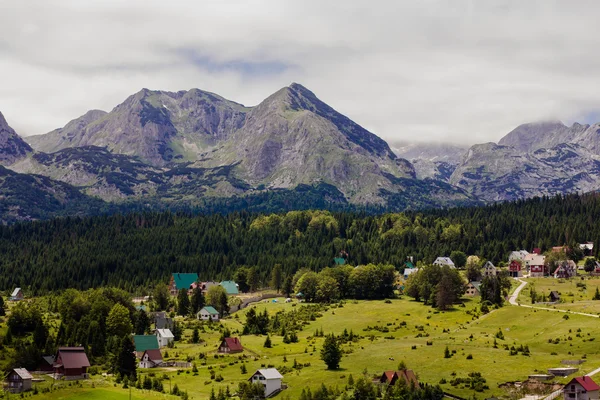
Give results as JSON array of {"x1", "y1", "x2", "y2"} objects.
[
  {"x1": 192, "y1": 327, "x2": 200, "y2": 344},
  {"x1": 0, "y1": 296, "x2": 5, "y2": 316},
  {"x1": 480, "y1": 273, "x2": 511, "y2": 307},
  {"x1": 237, "y1": 381, "x2": 266, "y2": 400},
  {"x1": 116, "y1": 336, "x2": 137, "y2": 380},
  {"x1": 585, "y1": 257, "x2": 597, "y2": 274},
  {"x1": 263, "y1": 335, "x2": 272, "y2": 348},
  {"x1": 134, "y1": 309, "x2": 150, "y2": 335},
  {"x1": 450, "y1": 251, "x2": 467, "y2": 268},
  {"x1": 594, "y1": 287, "x2": 600, "y2": 300},
  {"x1": 153, "y1": 285, "x2": 170, "y2": 311},
  {"x1": 244, "y1": 308, "x2": 270, "y2": 335},
  {"x1": 405, "y1": 265, "x2": 465, "y2": 309},
  {"x1": 177, "y1": 288, "x2": 190, "y2": 316},
  {"x1": 190, "y1": 285, "x2": 205, "y2": 315},
  {"x1": 320, "y1": 334, "x2": 342, "y2": 370}
]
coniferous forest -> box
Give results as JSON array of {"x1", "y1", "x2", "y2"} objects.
[{"x1": 1, "y1": 192, "x2": 599, "y2": 294}]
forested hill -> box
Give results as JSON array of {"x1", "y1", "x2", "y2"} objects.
[{"x1": 1, "y1": 192, "x2": 599, "y2": 294}]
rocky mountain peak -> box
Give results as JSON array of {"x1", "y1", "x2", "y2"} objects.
[{"x1": 0, "y1": 111, "x2": 32, "y2": 165}]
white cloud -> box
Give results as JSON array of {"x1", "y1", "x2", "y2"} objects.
[{"x1": 1, "y1": 0, "x2": 600, "y2": 146}]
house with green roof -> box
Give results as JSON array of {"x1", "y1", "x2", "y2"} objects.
[
  {"x1": 198, "y1": 306, "x2": 220, "y2": 321},
  {"x1": 169, "y1": 273, "x2": 199, "y2": 296},
  {"x1": 133, "y1": 335, "x2": 159, "y2": 355},
  {"x1": 220, "y1": 281, "x2": 239, "y2": 295}
]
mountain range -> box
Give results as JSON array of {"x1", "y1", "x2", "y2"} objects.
[
  {"x1": 2, "y1": 83, "x2": 600, "y2": 222},
  {"x1": 0, "y1": 84, "x2": 476, "y2": 222}
]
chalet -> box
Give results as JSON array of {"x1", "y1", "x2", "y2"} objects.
[
  {"x1": 433, "y1": 257, "x2": 455, "y2": 268},
  {"x1": 134, "y1": 335, "x2": 159, "y2": 357},
  {"x1": 53, "y1": 347, "x2": 90, "y2": 380},
  {"x1": 509, "y1": 260, "x2": 523, "y2": 278},
  {"x1": 527, "y1": 255, "x2": 546, "y2": 277},
  {"x1": 220, "y1": 280, "x2": 239, "y2": 295},
  {"x1": 481, "y1": 261, "x2": 497, "y2": 277},
  {"x1": 509, "y1": 250, "x2": 530, "y2": 262},
  {"x1": 554, "y1": 261, "x2": 577, "y2": 279},
  {"x1": 198, "y1": 306, "x2": 220, "y2": 321},
  {"x1": 249, "y1": 368, "x2": 283, "y2": 397},
  {"x1": 379, "y1": 369, "x2": 419, "y2": 388},
  {"x1": 169, "y1": 273, "x2": 199, "y2": 296},
  {"x1": 466, "y1": 282, "x2": 481, "y2": 297},
  {"x1": 218, "y1": 337, "x2": 243, "y2": 353},
  {"x1": 550, "y1": 291, "x2": 561, "y2": 302},
  {"x1": 191, "y1": 281, "x2": 219, "y2": 295},
  {"x1": 156, "y1": 329, "x2": 174, "y2": 348},
  {"x1": 139, "y1": 349, "x2": 163, "y2": 369},
  {"x1": 10, "y1": 288, "x2": 23, "y2": 301},
  {"x1": 38, "y1": 355, "x2": 55, "y2": 372},
  {"x1": 563, "y1": 376, "x2": 600, "y2": 400},
  {"x1": 5, "y1": 368, "x2": 32, "y2": 393},
  {"x1": 580, "y1": 242, "x2": 594, "y2": 257}
]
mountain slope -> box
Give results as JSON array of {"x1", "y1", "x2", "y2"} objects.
[
  {"x1": 0, "y1": 112, "x2": 32, "y2": 166},
  {"x1": 27, "y1": 89, "x2": 249, "y2": 166},
  {"x1": 392, "y1": 142, "x2": 467, "y2": 181}
]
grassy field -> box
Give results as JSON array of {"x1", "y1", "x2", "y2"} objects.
[
  {"x1": 117, "y1": 295, "x2": 600, "y2": 400},
  {"x1": 518, "y1": 276, "x2": 600, "y2": 313}
]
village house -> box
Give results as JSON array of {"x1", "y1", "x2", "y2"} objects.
[
  {"x1": 509, "y1": 260, "x2": 523, "y2": 278},
  {"x1": 580, "y1": 242, "x2": 594, "y2": 257},
  {"x1": 249, "y1": 368, "x2": 284, "y2": 397},
  {"x1": 5, "y1": 368, "x2": 33, "y2": 393},
  {"x1": 509, "y1": 250, "x2": 530, "y2": 262},
  {"x1": 563, "y1": 376, "x2": 600, "y2": 400},
  {"x1": 433, "y1": 257, "x2": 455, "y2": 268},
  {"x1": 190, "y1": 281, "x2": 219, "y2": 295},
  {"x1": 10, "y1": 288, "x2": 24, "y2": 301},
  {"x1": 38, "y1": 355, "x2": 55, "y2": 372},
  {"x1": 139, "y1": 349, "x2": 163, "y2": 369},
  {"x1": 152, "y1": 312, "x2": 174, "y2": 330},
  {"x1": 466, "y1": 282, "x2": 481, "y2": 296},
  {"x1": 134, "y1": 335, "x2": 160, "y2": 357},
  {"x1": 481, "y1": 261, "x2": 497, "y2": 277},
  {"x1": 550, "y1": 291, "x2": 561, "y2": 302},
  {"x1": 218, "y1": 337, "x2": 243, "y2": 353},
  {"x1": 198, "y1": 306, "x2": 220, "y2": 321},
  {"x1": 169, "y1": 273, "x2": 199, "y2": 296},
  {"x1": 527, "y1": 255, "x2": 546, "y2": 277},
  {"x1": 53, "y1": 347, "x2": 90, "y2": 380},
  {"x1": 554, "y1": 260, "x2": 577, "y2": 279},
  {"x1": 156, "y1": 329, "x2": 174, "y2": 348},
  {"x1": 378, "y1": 369, "x2": 420, "y2": 388},
  {"x1": 403, "y1": 267, "x2": 419, "y2": 280},
  {"x1": 220, "y1": 280, "x2": 239, "y2": 295}
]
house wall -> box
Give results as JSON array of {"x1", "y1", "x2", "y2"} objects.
[
  {"x1": 564, "y1": 386, "x2": 598, "y2": 400},
  {"x1": 264, "y1": 378, "x2": 282, "y2": 396}
]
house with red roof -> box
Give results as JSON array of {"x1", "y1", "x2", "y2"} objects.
[
  {"x1": 509, "y1": 260, "x2": 523, "y2": 278},
  {"x1": 218, "y1": 337, "x2": 243, "y2": 353},
  {"x1": 53, "y1": 347, "x2": 90, "y2": 380},
  {"x1": 378, "y1": 369, "x2": 419, "y2": 388},
  {"x1": 563, "y1": 376, "x2": 600, "y2": 400},
  {"x1": 139, "y1": 349, "x2": 163, "y2": 369}
]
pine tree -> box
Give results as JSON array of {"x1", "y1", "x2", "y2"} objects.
[
  {"x1": 594, "y1": 287, "x2": 600, "y2": 300},
  {"x1": 134, "y1": 309, "x2": 150, "y2": 335},
  {"x1": 177, "y1": 288, "x2": 190, "y2": 316},
  {"x1": 270, "y1": 264, "x2": 283, "y2": 293},
  {"x1": 192, "y1": 327, "x2": 200, "y2": 344},
  {"x1": 116, "y1": 336, "x2": 137, "y2": 379},
  {"x1": 190, "y1": 285, "x2": 205, "y2": 314},
  {"x1": 320, "y1": 334, "x2": 342, "y2": 370},
  {"x1": 0, "y1": 296, "x2": 5, "y2": 316},
  {"x1": 264, "y1": 335, "x2": 272, "y2": 348}
]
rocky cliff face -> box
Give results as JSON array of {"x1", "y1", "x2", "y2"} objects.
[
  {"x1": 0, "y1": 112, "x2": 32, "y2": 166},
  {"x1": 392, "y1": 142, "x2": 467, "y2": 181}
]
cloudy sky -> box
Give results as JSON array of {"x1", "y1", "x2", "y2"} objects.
[{"x1": 1, "y1": 0, "x2": 600, "y2": 145}]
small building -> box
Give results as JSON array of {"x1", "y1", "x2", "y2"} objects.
[
  {"x1": 220, "y1": 280, "x2": 239, "y2": 295},
  {"x1": 218, "y1": 337, "x2": 243, "y2": 353},
  {"x1": 5, "y1": 368, "x2": 32, "y2": 393},
  {"x1": 555, "y1": 261, "x2": 577, "y2": 279},
  {"x1": 139, "y1": 349, "x2": 163, "y2": 369},
  {"x1": 509, "y1": 260, "x2": 523, "y2": 277},
  {"x1": 379, "y1": 370, "x2": 419, "y2": 388},
  {"x1": 156, "y1": 329, "x2": 174, "y2": 348},
  {"x1": 481, "y1": 261, "x2": 497, "y2": 277},
  {"x1": 509, "y1": 250, "x2": 530, "y2": 262},
  {"x1": 169, "y1": 273, "x2": 199, "y2": 296},
  {"x1": 433, "y1": 257, "x2": 455, "y2": 268},
  {"x1": 563, "y1": 376, "x2": 600, "y2": 400},
  {"x1": 152, "y1": 312, "x2": 174, "y2": 330},
  {"x1": 10, "y1": 288, "x2": 24, "y2": 301},
  {"x1": 580, "y1": 242, "x2": 594, "y2": 257},
  {"x1": 134, "y1": 335, "x2": 160, "y2": 357},
  {"x1": 527, "y1": 255, "x2": 546, "y2": 277},
  {"x1": 466, "y1": 282, "x2": 481, "y2": 297},
  {"x1": 550, "y1": 291, "x2": 561, "y2": 302},
  {"x1": 53, "y1": 347, "x2": 90, "y2": 380},
  {"x1": 198, "y1": 306, "x2": 220, "y2": 321},
  {"x1": 249, "y1": 368, "x2": 283, "y2": 397},
  {"x1": 403, "y1": 267, "x2": 419, "y2": 280}
]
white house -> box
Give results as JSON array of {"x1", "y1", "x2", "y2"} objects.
[
  {"x1": 509, "y1": 250, "x2": 530, "y2": 262},
  {"x1": 155, "y1": 329, "x2": 174, "y2": 348},
  {"x1": 249, "y1": 368, "x2": 283, "y2": 397},
  {"x1": 139, "y1": 349, "x2": 163, "y2": 369},
  {"x1": 481, "y1": 261, "x2": 497, "y2": 277},
  {"x1": 403, "y1": 268, "x2": 419, "y2": 279},
  {"x1": 563, "y1": 376, "x2": 599, "y2": 400},
  {"x1": 197, "y1": 306, "x2": 220, "y2": 321},
  {"x1": 10, "y1": 288, "x2": 24, "y2": 301},
  {"x1": 433, "y1": 257, "x2": 455, "y2": 268}
]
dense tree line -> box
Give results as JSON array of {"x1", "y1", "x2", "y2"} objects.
[{"x1": 1, "y1": 193, "x2": 600, "y2": 293}]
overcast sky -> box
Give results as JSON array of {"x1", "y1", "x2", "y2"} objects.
[{"x1": 1, "y1": 0, "x2": 600, "y2": 145}]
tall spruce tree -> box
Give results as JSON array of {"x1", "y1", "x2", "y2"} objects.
[
  {"x1": 177, "y1": 288, "x2": 190, "y2": 316},
  {"x1": 320, "y1": 334, "x2": 342, "y2": 370},
  {"x1": 117, "y1": 336, "x2": 137, "y2": 379}
]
